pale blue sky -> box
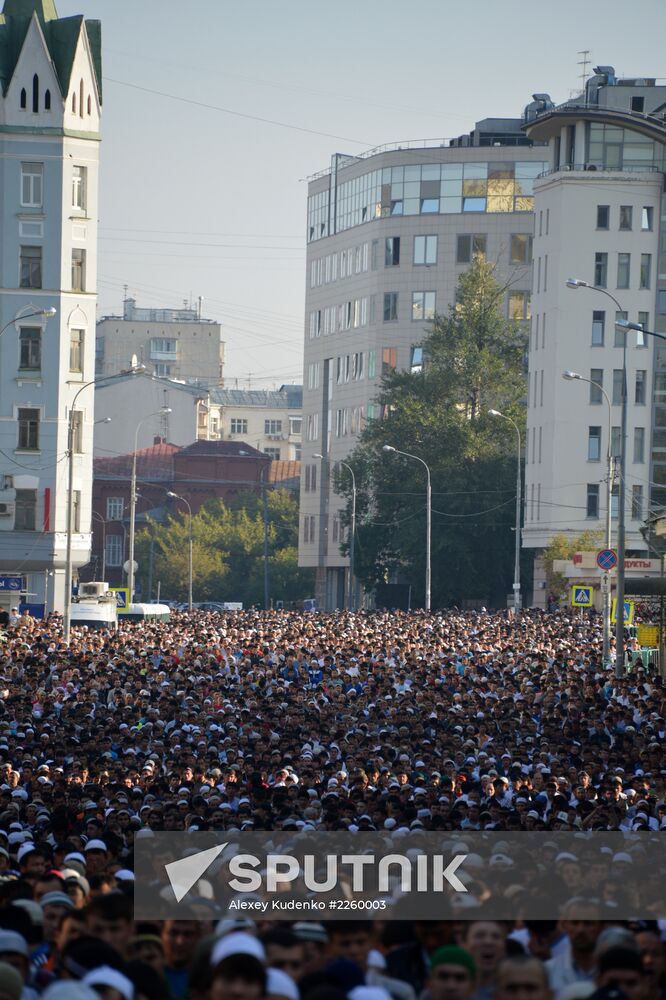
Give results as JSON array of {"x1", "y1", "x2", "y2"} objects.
[{"x1": 57, "y1": 0, "x2": 666, "y2": 385}]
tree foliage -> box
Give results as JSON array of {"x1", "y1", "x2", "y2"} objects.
[
  {"x1": 541, "y1": 529, "x2": 604, "y2": 598},
  {"x1": 135, "y1": 489, "x2": 314, "y2": 606},
  {"x1": 338, "y1": 255, "x2": 529, "y2": 608}
]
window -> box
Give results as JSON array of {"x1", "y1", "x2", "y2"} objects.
[
  {"x1": 19, "y1": 327, "x2": 40, "y2": 371},
  {"x1": 637, "y1": 312, "x2": 649, "y2": 348},
  {"x1": 385, "y1": 237, "x2": 400, "y2": 266},
  {"x1": 72, "y1": 490, "x2": 81, "y2": 533},
  {"x1": 382, "y1": 347, "x2": 397, "y2": 374},
  {"x1": 619, "y1": 205, "x2": 633, "y2": 231},
  {"x1": 510, "y1": 234, "x2": 532, "y2": 264},
  {"x1": 508, "y1": 291, "x2": 531, "y2": 321},
  {"x1": 21, "y1": 163, "x2": 42, "y2": 207},
  {"x1": 615, "y1": 310, "x2": 628, "y2": 347},
  {"x1": 587, "y1": 484, "x2": 599, "y2": 519},
  {"x1": 589, "y1": 369, "x2": 603, "y2": 404},
  {"x1": 617, "y1": 253, "x2": 630, "y2": 289},
  {"x1": 351, "y1": 352, "x2": 364, "y2": 380},
  {"x1": 414, "y1": 235, "x2": 437, "y2": 265},
  {"x1": 69, "y1": 329, "x2": 84, "y2": 372},
  {"x1": 367, "y1": 350, "x2": 376, "y2": 379},
  {"x1": 72, "y1": 165, "x2": 86, "y2": 210},
  {"x1": 14, "y1": 490, "x2": 36, "y2": 531},
  {"x1": 612, "y1": 370, "x2": 623, "y2": 406},
  {"x1": 17, "y1": 408, "x2": 39, "y2": 450},
  {"x1": 594, "y1": 252, "x2": 608, "y2": 288},
  {"x1": 150, "y1": 338, "x2": 177, "y2": 356},
  {"x1": 640, "y1": 254, "x2": 651, "y2": 289},
  {"x1": 106, "y1": 535, "x2": 123, "y2": 567},
  {"x1": 154, "y1": 363, "x2": 171, "y2": 377},
  {"x1": 641, "y1": 206, "x2": 653, "y2": 231},
  {"x1": 45, "y1": 90, "x2": 50, "y2": 111},
  {"x1": 588, "y1": 426, "x2": 601, "y2": 461},
  {"x1": 632, "y1": 484, "x2": 644, "y2": 521},
  {"x1": 289, "y1": 416, "x2": 302, "y2": 435},
  {"x1": 71, "y1": 248, "x2": 85, "y2": 291},
  {"x1": 456, "y1": 233, "x2": 487, "y2": 264},
  {"x1": 591, "y1": 311, "x2": 605, "y2": 346},
  {"x1": 410, "y1": 346, "x2": 424, "y2": 374},
  {"x1": 20, "y1": 88, "x2": 26, "y2": 110},
  {"x1": 632, "y1": 95, "x2": 645, "y2": 112},
  {"x1": 106, "y1": 497, "x2": 124, "y2": 520},
  {"x1": 230, "y1": 418, "x2": 248, "y2": 435},
  {"x1": 303, "y1": 515, "x2": 315, "y2": 544},
  {"x1": 264, "y1": 420, "x2": 282, "y2": 435},
  {"x1": 32, "y1": 74, "x2": 39, "y2": 114},
  {"x1": 611, "y1": 426, "x2": 621, "y2": 459},
  {"x1": 611, "y1": 484, "x2": 619, "y2": 520},
  {"x1": 20, "y1": 246, "x2": 42, "y2": 288},
  {"x1": 635, "y1": 370, "x2": 647, "y2": 404},
  {"x1": 264, "y1": 447, "x2": 280, "y2": 460},
  {"x1": 71, "y1": 410, "x2": 83, "y2": 453},
  {"x1": 634, "y1": 427, "x2": 645, "y2": 464},
  {"x1": 411, "y1": 291, "x2": 436, "y2": 322},
  {"x1": 596, "y1": 205, "x2": 610, "y2": 229},
  {"x1": 306, "y1": 414, "x2": 319, "y2": 441},
  {"x1": 383, "y1": 293, "x2": 398, "y2": 322}
]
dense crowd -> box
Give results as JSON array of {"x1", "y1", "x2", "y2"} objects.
[{"x1": 0, "y1": 607, "x2": 662, "y2": 999}]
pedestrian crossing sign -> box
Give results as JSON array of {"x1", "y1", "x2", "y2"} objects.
[
  {"x1": 611, "y1": 598, "x2": 634, "y2": 624},
  {"x1": 571, "y1": 586, "x2": 593, "y2": 607},
  {"x1": 110, "y1": 587, "x2": 129, "y2": 610}
]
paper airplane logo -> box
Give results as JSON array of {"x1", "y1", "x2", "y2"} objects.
[{"x1": 165, "y1": 843, "x2": 227, "y2": 902}]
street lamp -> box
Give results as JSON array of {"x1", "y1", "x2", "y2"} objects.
[
  {"x1": 382, "y1": 445, "x2": 431, "y2": 612},
  {"x1": 128, "y1": 408, "x2": 172, "y2": 604},
  {"x1": 0, "y1": 306, "x2": 56, "y2": 341},
  {"x1": 489, "y1": 410, "x2": 522, "y2": 614},
  {"x1": 236, "y1": 448, "x2": 271, "y2": 610},
  {"x1": 91, "y1": 511, "x2": 106, "y2": 582},
  {"x1": 563, "y1": 370, "x2": 613, "y2": 664},
  {"x1": 166, "y1": 491, "x2": 193, "y2": 611},
  {"x1": 315, "y1": 454, "x2": 357, "y2": 611}
]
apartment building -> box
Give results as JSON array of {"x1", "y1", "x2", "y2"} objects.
[{"x1": 300, "y1": 111, "x2": 549, "y2": 609}]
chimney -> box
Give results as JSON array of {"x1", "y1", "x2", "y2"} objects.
[{"x1": 153, "y1": 435, "x2": 166, "y2": 445}]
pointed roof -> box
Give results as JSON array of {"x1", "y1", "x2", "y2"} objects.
[{"x1": 0, "y1": 0, "x2": 58, "y2": 23}]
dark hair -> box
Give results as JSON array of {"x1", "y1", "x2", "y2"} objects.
[
  {"x1": 260, "y1": 928, "x2": 300, "y2": 949},
  {"x1": 212, "y1": 954, "x2": 266, "y2": 990},
  {"x1": 85, "y1": 891, "x2": 133, "y2": 923},
  {"x1": 599, "y1": 947, "x2": 644, "y2": 977}
]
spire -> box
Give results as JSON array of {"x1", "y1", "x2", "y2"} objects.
[{"x1": 0, "y1": 0, "x2": 58, "y2": 23}]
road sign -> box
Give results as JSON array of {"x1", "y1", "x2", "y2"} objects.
[
  {"x1": 571, "y1": 586, "x2": 593, "y2": 607},
  {"x1": 0, "y1": 577, "x2": 22, "y2": 592},
  {"x1": 110, "y1": 587, "x2": 130, "y2": 610},
  {"x1": 596, "y1": 548, "x2": 618, "y2": 571},
  {"x1": 611, "y1": 598, "x2": 634, "y2": 624}
]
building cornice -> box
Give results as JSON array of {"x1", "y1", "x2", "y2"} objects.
[{"x1": 524, "y1": 104, "x2": 666, "y2": 144}]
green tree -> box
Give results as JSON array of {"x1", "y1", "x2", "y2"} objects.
[
  {"x1": 541, "y1": 529, "x2": 603, "y2": 599},
  {"x1": 339, "y1": 255, "x2": 528, "y2": 608}
]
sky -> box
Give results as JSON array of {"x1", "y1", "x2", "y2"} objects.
[{"x1": 56, "y1": 0, "x2": 666, "y2": 387}]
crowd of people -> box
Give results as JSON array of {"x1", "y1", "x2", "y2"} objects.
[{"x1": 0, "y1": 606, "x2": 662, "y2": 999}]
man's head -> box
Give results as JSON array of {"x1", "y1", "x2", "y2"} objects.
[
  {"x1": 260, "y1": 929, "x2": 304, "y2": 982},
  {"x1": 495, "y1": 956, "x2": 552, "y2": 1000},
  {"x1": 427, "y1": 945, "x2": 476, "y2": 1000},
  {"x1": 596, "y1": 946, "x2": 644, "y2": 1000},
  {"x1": 84, "y1": 892, "x2": 134, "y2": 959},
  {"x1": 210, "y1": 954, "x2": 266, "y2": 1000},
  {"x1": 161, "y1": 919, "x2": 205, "y2": 970},
  {"x1": 459, "y1": 922, "x2": 507, "y2": 982},
  {"x1": 326, "y1": 921, "x2": 373, "y2": 970}
]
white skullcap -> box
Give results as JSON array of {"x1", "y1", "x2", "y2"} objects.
[
  {"x1": 267, "y1": 967, "x2": 300, "y2": 1000},
  {"x1": 211, "y1": 931, "x2": 266, "y2": 966}
]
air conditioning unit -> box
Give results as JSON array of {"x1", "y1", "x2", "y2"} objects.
[
  {"x1": 79, "y1": 581, "x2": 109, "y2": 598},
  {"x1": 0, "y1": 503, "x2": 14, "y2": 517}
]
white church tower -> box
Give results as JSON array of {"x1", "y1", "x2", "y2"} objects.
[{"x1": 0, "y1": 0, "x2": 101, "y2": 615}]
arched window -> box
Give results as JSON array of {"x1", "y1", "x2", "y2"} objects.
[
  {"x1": 32, "y1": 74, "x2": 39, "y2": 113},
  {"x1": 87, "y1": 95, "x2": 91, "y2": 116},
  {"x1": 79, "y1": 79, "x2": 84, "y2": 118},
  {"x1": 44, "y1": 89, "x2": 51, "y2": 110},
  {"x1": 20, "y1": 88, "x2": 26, "y2": 110},
  {"x1": 72, "y1": 91, "x2": 76, "y2": 114}
]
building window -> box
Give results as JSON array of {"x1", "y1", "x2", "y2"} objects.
[
  {"x1": 106, "y1": 535, "x2": 123, "y2": 567},
  {"x1": 614, "y1": 311, "x2": 628, "y2": 347},
  {"x1": 410, "y1": 346, "x2": 424, "y2": 374},
  {"x1": 44, "y1": 89, "x2": 50, "y2": 110},
  {"x1": 632, "y1": 484, "x2": 644, "y2": 521},
  {"x1": 589, "y1": 369, "x2": 603, "y2": 404},
  {"x1": 641, "y1": 206, "x2": 653, "y2": 231},
  {"x1": 411, "y1": 291, "x2": 436, "y2": 322},
  {"x1": 18, "y1": 327, "x2": 41, "y2": 371},
  {"x1": 637, "y1": 312, "x2": 649, "y2": 348},
  {"x1": 303, "y1": 514, "x2": 315, "y2": 543},
  {"x1": 106, "y1": 497, "x2": 124, "y2": 520},
  {"x1": 71, "y1": 410, "x2": 83, "y2": 453},
  {"x1": 32, "y1": 74, "x2": 39, "y2": 114},
  {"x1": 289, "y1": 416, "x2": 302, "y2": 435},
  {"x1": 14, "y1": 489, "x2": 36, "y2": 531},
  {"x1": 17, "y1": 408, "x2": 39, "y2": 450},
  {"x1": 21, "y1": 162, "x2": 42, "y2": 207},
  {"x1": 19, "y1": 246, "x2": 42, "y2": 288},
  {"x1": 617, "y1": 253, "x2": 630, "y2": 290},
  {"x1": 611, "y1": 426, "x2": 621, "y2": 459},
  {"x1": 510, "y1": 234, "x2": 532, "y2": 264},
  {"x1": 20, "y1": 88, "x2": 26, "y2": 110},
  {"x1": 611, "y1": 484, "x2": 619, "y2": 520},
  {"x1": 591, "y1": 311, "x2": 605, "y2": 346},
  {"x1": 69, "y1": 329, "x2": 84, "y2": 372},
  {"x1": 619, "y1": 205, "x2": 633, "y2": 231},
  {"x1": 634, "y1": 427, "x2": 645, "y2": 464},
  {"x1": 586, "y1": 484, "x2": 600, "y2": 519},
  {"x1": 596, "y1": 205, "x2": 610, "y2": 229},
  {"x1": 385, "y1": 237, "x2": 400, "y2": 266},
  {"x1": 383, "y1": 293, "x2": 398, "y2": 322},
  {"x1": 71, "y1": 249, "x2": 85, "y2": 291},
  {"x1": 367, "y1": 350, "x2": 376, "y2": 379},
  {"x1": 640, "y1": 254, "x2": 651, "y2": 289},
  {"x1": 594, "y1": 252, "x2": 608, "y2": 288},
  {"x1": 588, "y1": 426, "x2": 601, "y2": 461},
  {"x1": 508, "y1": 291, "x2": 531, "y2": 321},
  {"x1": 154, "y1": 363, "x2": 171, "y2": 377},
  {"x1": 263, "y1": 447, "x2": 280, "y2": 460},
  {"x1": 264, "y1": 420, "x2": 282, "y2": 435},
  {"x1": 72, "y1": 165, "x2": 86, "y2": 210},
  {"x1": 612, "y1": 370, "x2": 623, "y2": 406},
  {"x1": 230, "y1": 418, "x2": 248, "y2": 435},
  {"x1": 456, "y1": 233, "x2": 487, "y2": 264},
  {"x1": 635, "y1": 370, "x2": 647, "y2": 404},
  {"x1": 382, "y1": 347, "x2": 397, "y2": 375},
  {"x1": 413, "y1": 235, "x2": 437, "y2": 265},
  {"x1": 71, "y1": 490, "x2": 81, "y2": 533}
]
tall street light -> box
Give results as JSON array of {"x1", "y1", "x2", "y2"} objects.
[
  {"x1": 315, "y1": 454, "x2": 357, "y2": 611},
  {"x1": 128, "y1": 407, "x2": 172, "y2": 604},
  {"x1": 167, "y1": 491, "x2": 193, "y2": 611},
  {"x1": 489, "y1": 410, "x2": 522, "y2": 614},
  {"x1": 91, "y1": 511, "x2": 106, "y2": 582},
  {"x1": 382, "y1": 445, "x2": 431, "y2": 612},
  {"x1": 563, "y1": 370, "x2": 613, "y2": 664},
  {"x1": 0, "y1": 306, "x2": 56, "y2": 342}
]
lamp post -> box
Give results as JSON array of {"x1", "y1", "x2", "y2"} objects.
[
  {"x1": 489, "y1": 410, "x2": 522, "y2": 614},
  {"x1": 562, "y1": 370, "x2": 613, "y2": 665},
  {"x1": 382, "y1": 445, "x2": 431, "y2": 612},
  {"x1": 315, "y1": 454, "x2": 357, "y2": 611},
  {"x1": 91, "y1": 511, "x2": 106, "y2": 582},
  {"x1": 128, "y1": 407, "x2": 172, "y2": 604},
  {"x1": 0, "y1": 306, "x2": 56, "y2": 342},
  {"x1": 166, "y1": 491, "x2": 193, "y2": 611}
]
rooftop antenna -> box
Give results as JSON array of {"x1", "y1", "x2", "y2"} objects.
[
  {"x1": 247, "y1": 372, "x2": 252, "y2": 390},
  {"x1": 578, "y1": 49, "x2": 591, "y2": 94}
]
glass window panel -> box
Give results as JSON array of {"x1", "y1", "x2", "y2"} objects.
[
  {"x1": 404, "y1": 165, "x2": 421, "y2": 181},
  {"x1": 391, "y1": 167, "x2": 404, "y2": 182},
  {"x1": 441, "y1": 179, "x2": 463, "y2": 196},
  {"x1": 391, "y1": 183, "x2": 403, "y2": 198},
  {"x1": 514, "y1": 196, "x2": 534, "y2": 211},
  {"x1": 441, "y1": 164, "x2": 463, "y2": 179},
  {"x1": 421, "y1": 164, "x2": 440, "y2": 180},
  {"x1": 403, "y1": 198, "x2": 419, "y2": 215},
  {"x1": 441, "y1": 197, "x2": 461, "y2": 213},
  {"x1": 420, "y1": 198, "x2": 439, "y2": 213},
  {"x1": 463, "y1": 178, "x2": 487, "y2": 197},
  {"x1": 404, "y1": 181, "x2": 420, "y2": 198},
  {"x1": 487, "y1": 194, "x2": 514, "y2": 213},
  {"x1": 463, "y1": 197, "x2": 486, "y2": 212},
  {"x1": 464, "y1": 163, "x2": 488, "y2": 179}
]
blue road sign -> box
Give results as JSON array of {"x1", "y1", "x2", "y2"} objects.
[
  {"x1": 571, "y1": 586, "x2": 593, "y2": 607},
  {"x1": 0, "y1": 577, "x2": 22, "y2": 592},
  {"x1": 597, "y1": 548, "x2": 618, "y2": 571}
]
